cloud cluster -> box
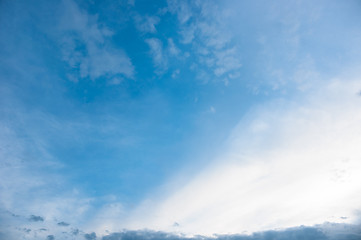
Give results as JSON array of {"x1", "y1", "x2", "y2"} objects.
[{"x1": 167, "y1": 0, "x2": 242, "y2": 84}]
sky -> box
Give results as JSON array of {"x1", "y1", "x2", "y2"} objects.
[{"x1": 1, "y1": 0, "x2": 361, "y2": 239}]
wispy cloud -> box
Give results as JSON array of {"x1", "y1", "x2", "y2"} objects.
[
  {"x1": 134, "y1": 14, "x2": 160, "y2": 34},
  {"x1": 166, "y1": 0, "x2": 242, "y2": 85},
  {"x1": 167, "y1": 38, "x2": 180, "y2": 56},
  {"x1": 59, "y1": 0, "x2": 134, "y2": 81},
  {"x1": 145, "y1": 37, "x2": 183, "y2": 75},
  {"x1": 145, "y1": 38, "x2": 168, "y2": 74}
]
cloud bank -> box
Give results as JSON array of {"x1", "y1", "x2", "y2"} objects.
[{"x1": 102, "y1": 224, "x2": 361, "y2": 240}]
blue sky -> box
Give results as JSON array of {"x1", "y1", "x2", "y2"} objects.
[{"x1": 1, "y1": 0, "x2": 361, "y2": 239}]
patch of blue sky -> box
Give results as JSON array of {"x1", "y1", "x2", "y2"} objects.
[{"x1": 0, "y1": 0, "x2": 252, "y2": 204}]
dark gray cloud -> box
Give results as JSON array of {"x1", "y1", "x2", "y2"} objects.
[
  {"x1": 57, "y1": 221, "x2": 70, "y2": 226},
  {"x1": 29, "y1": 215, "x2": 44, "y2": 222},
  {"x1": 47, "y1": 235, "x2": 55, "y2": 240},
  {"x1": 101, "y1": 224, "x2": 361, "y2": 240},
  {"x1": 72, "y1": 228, "x2": 79, "y2": 235},
  {"x1": 217, "y1": 227, "x2": 328, "y2": 240},
  {"x1": 84, "y1": 232, "x2": 97, "y2": 240},
  {"x1": 1, "y1": 219, "x2": 360, "y2": 240}
]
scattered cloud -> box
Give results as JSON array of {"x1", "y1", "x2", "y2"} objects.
[
  {"x1": 213, "y1": 48, "x2": 242, "y2": 77},
  {"x1": 166, "y1": 1, "x2": 242, "y2": 84},
  {"x1": 2, "y1": 0, "x2": 361, "y2": 239}
]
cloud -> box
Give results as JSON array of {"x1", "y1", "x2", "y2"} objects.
[
  {"x1": 167, "y1": 38, "x2": 180, "y2": 56},
  {"x1": 57, "y1": 221, "x2": 70, "y2": 226},
  {"x1": 167, "y1": 0, "x2": 192, "y2": 24},
  {"x1": 213, "y1": 48, "x2": 242, "y2": 77},
  {"x1": 29, "y1": 215, "x2": 44, "y2": 222},
  {"x1": 122, "y1": 76, "x2": 361, "y2": 235},
  {"x1": 100, "y1": 223, "x2": 361, "y2": 240},
  {"x1": 145, "y1": 37, "x2": 182, "y2": 74},
  {"x1": 179, "y1": 24, "x2": 196, "y2": 44},
  {"x1": 46, "y1": 235, "x2": 55, "y2": 240},
  {"x1": 59, "y1": 0, "x2": 134, "y2": 80},
  {"x1": 171, "y1": 69, "x2": 180, "y2": 79},
  {"x1": 166, "y1": 1, "x2": 242, "y2": 84},
  {"x1": 134, "y1": 14, "x2": 160, "y2": 33},
  {"x1": 85, "y1": 232, "x2": 97, "y2": 240},
  {"x1": 145, "y1": 38, "x2": 168, "y2": 74}
]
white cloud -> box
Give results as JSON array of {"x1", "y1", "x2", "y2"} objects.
[
  {"x1": 167, "y1": 38, "x2": 180, "y2": 56},
  {"x1": 59, "y1": 0, "x2": 134, "y2": 81},
  {"x1": 167, "y1": 0, "x2": 192, "y2": 24},
  {"x1": 179, "y1": 24, "x2": 196, "y2": 44},
  {"x1": 145, "y1": 38, "x2": 183, "y2": 75},
  {"x1": 213, "y1": 48, "x2": 242, "y2": 77},
  {"x1": 123, "y1": 76, "x2": 361, "y2": 235},
  {"x1": 171, "y1": 69, "x2": 180, "y2": 79},
  {"x1": 134, "y1": 14, "x2": 160, "y2": 34},
  {"x1": 145, "y1": 38, "x2": 167, "y2": 73},
  {"x1": 167, "y1": 1, "x2": 242, "y2": 83}
]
